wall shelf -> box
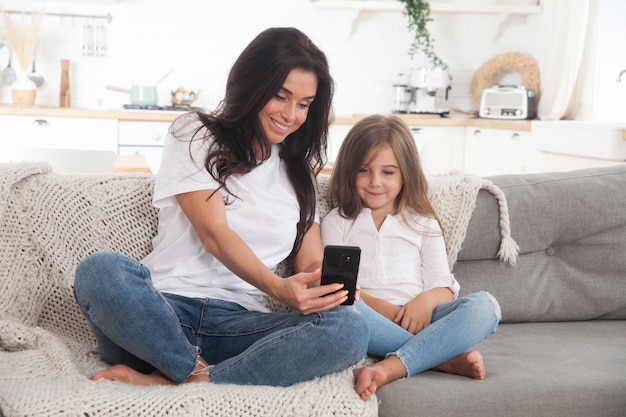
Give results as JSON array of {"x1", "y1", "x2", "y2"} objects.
[
  {"x1": 313, "y1": 1, "x2": 541, "y2": 38},
  {"x1": 3, "y1": 9, "x2": 113, "y2": 23},
  {"x1": 313, "y1": 1, "x2": 542, "y2": 14}
]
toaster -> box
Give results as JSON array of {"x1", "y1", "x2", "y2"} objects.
[{"x1": 479, "y1": 85, "x2": 537, "y2": 120}]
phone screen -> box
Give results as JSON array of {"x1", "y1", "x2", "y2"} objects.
[{"x1": 321, "y1": 245, "x2": 361, "y2": 305}]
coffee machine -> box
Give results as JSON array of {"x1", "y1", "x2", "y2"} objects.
[{"x1": 407, "y1": 66, "x2": 451, "y2": 115}]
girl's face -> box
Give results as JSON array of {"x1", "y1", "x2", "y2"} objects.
[
  {"x1": 355, "y1": 145, "x2": 403, "y2": 216},
  {"x1": 258, "y1": 68, "x2": 318, "y2": 149}
]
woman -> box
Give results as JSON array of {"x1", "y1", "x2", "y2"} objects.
[{"x1": 74, "y1": 27, "x2": 369, "y2": 387}]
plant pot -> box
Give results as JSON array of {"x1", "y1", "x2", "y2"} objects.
[{"x1": 11, "y1": 72, "x2": 37, "y2": 105}]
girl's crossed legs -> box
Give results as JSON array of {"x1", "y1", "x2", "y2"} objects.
[{"x1": 354, "y1": 292, "x2": 500, "y2": 399}]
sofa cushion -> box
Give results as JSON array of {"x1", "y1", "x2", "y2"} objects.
[
  {"x1": 455, "y1": 165, "x2": 626, "y2": 322},
  {"x1": 377, "y1": 320, "x2": 626, "y2": 417}
]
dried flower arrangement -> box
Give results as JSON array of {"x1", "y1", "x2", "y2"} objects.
[{"x1": 1, "y1": 9, "x2": 45, "y2": 73}]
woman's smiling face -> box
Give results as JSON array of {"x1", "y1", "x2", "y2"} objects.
[{"x1": 258, "y1": 68, "x2": 318, "y2": 148}]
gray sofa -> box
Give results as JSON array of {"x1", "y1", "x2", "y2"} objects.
[
  {"x1": 0, "y1": 162, "x2": 624, "y2": 417},
  {"x1": 377, "y1": 164, "x2": 626, "y2": 417}
]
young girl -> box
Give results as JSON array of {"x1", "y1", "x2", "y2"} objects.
[{"x1": 321, "y1": 114, "x2": 501, "y2": 400}]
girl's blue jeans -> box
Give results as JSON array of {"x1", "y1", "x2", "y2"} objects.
[
  {"x1": 73, "y1": 252, "x2": 369, "y2": 386},
  {"x1": 355, "y1": 291, "x2": 500, "y2": 376}
]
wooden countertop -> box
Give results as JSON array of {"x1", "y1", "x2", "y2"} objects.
[
  {"x1": 0, "y1": 104, "x2": 532, "y2": 130},
  {"x1": 0, "y1": 104, "x2": 182, "y2": 122},
  {"x1": 334, "y1": 114, "x2": 532, "y2": 131}
]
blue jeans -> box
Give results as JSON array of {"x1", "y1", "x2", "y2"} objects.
[
  {"x1": 356, "y1": 292, "x2": 500, "y2": 376},
  {"x1": 73, "y1": 252, "x2": 369, "y2": 386}
]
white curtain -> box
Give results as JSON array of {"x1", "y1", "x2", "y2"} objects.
[{"x1": 537, "y1": 0, "x2": 592, "y2": 120}]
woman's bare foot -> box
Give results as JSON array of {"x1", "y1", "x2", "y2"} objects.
[
  {"x1": 90, "y1": 364, "x2": 174, "y2": 385},
  {"x1": 433, "y1": 351, "x2": 486, "y2": 380},
  {"x1": 91, "y1": 357, "x2": 211, "y2": 386}
]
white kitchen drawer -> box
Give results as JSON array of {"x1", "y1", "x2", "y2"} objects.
[
  {"x1": 410, "y1": 126, "x2": 465, "y2": 174},
  {"x1": 0, "y1": 115, "x2": 118, "y2": 152},
  {"x1": 118, "y1": 120, "x2": 171, "y2": 146},
  {"x1": 118, "y1": 146, "x2": 164, "y2": 174},
  {"x1": 463, "y1": 127, "x2": 538, "y2": 176}
]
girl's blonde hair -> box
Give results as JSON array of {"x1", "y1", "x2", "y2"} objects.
[{"x1": 328, "y1": 114, "x2": 443, "y2": 233}]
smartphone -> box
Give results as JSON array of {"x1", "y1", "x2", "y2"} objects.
[{"x1": 320, "y1": 245, "x2": 361, "y2": 305}]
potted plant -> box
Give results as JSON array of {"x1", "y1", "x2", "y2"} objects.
[{"x1": 398, "y1": 0, "x2": 448, "y2": 70}]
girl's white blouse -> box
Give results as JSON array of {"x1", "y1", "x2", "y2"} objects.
[{"x1": 321, "y1": 208, "x2": 460, "y2": 305}]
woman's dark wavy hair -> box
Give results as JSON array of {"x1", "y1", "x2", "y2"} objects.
[{"x1": 176, "y1": 27, "x2": 334, "y2": 260}]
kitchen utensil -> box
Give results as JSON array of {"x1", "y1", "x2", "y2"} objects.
[
  {"x1": 82, "y1": 23, "x2": 94, "y2": 56},
  {"x1": 154, "y1": 68, "x2": 174, "y2": 86},
  {"x1": 391, "y1": 84, "x2": 411, "y2": 114},
  {"x1": 60, "y1": 59, "x2": 70, "y2": 107},
  {"x1": 171, "y1": 86, "x2": 200, "y2": 106},
  {"x1": 105, "y1": 84, "x2": 158, "y2": 106},
  {"x1": 3, "y1": 51, "x2": 17, "y2": 86},
  {"x1": 28, "y1": 57, "x2": 44, "y2": 87}
]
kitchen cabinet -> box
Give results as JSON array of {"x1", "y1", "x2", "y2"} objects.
[
  {"x1": 7, "y1": 108, "x2": 619, "y2": 177},
  {"x1": 410, "y1": 125, "x2": 465, "y2": 175},
  {"x1": 327, "y1": 123, "x2": 353, "y2": 166},
  {"x1": 0, "y1": 115, "x2": 118, "y2": 152},
  {"x1": 328, "y1": 123, "x2": 465, "y2": 175},
  {"x1": 463, "y1": 127, "x2": 537, "y2": 176},
  {"x1": 117, "y1": 120, "x2": 171, "y2": 173}
]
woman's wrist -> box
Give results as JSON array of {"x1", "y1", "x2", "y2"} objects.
[{"x1": 261, "y1": 271, "x2": 285, "y2": 300}]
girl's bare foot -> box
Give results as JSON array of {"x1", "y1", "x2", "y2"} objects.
[
  {"x1": 433, "y1": 351, "x2": 486, "y2": 380},
  {"x1": 91, "y1": 357, "x2": 211, "y2": 385},
  {"x1": 353, "y1": 355, "x2": 407, "y2": 401},
  {"x1": 353, "y1": 366, "x2": 387, "y2": 401}
]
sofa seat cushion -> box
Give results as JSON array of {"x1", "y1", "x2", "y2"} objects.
[{"x1": 377, "y1": 320, "x2": 626, "y2": 417}]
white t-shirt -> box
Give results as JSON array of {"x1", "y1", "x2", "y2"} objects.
[
  {"x1": 321, "y1": 208, "x2": 459, "y2": 305},
  {"x1": 142, "y1": 115, "x2": 301, "y2": 312}
]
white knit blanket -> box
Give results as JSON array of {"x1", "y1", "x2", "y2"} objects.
[{"x1": 0, "y1": 163, "x2": 517, "y2": 417}]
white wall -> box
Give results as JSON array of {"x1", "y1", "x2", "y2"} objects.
[{"x1": 0, "y1": 0, "x2": 544, "y2": 116}]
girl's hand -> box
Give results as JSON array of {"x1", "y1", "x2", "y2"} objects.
[
  {"x1": 393, "y1": 296, "x2": 433, "y2": 334},
  {"x1": 394, "y1": 288, "x2": 454, "y2": 334}
]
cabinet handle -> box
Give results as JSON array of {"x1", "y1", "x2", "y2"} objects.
[
  {"x1": 151, "y1": 134, "x2": 163, "y2": 142},
  {"x1": 511, "y1": 133, "x2": 520, "y2": 140},
  {"x1": 473, "y1": 129, "x2": 481, "y2": 137},
  {"x1": 410, "y1": 127, "x2": 424, "y2": 135},
  {"x1": 32, "y1": 119, "x2": 49, "y2": 127}
]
